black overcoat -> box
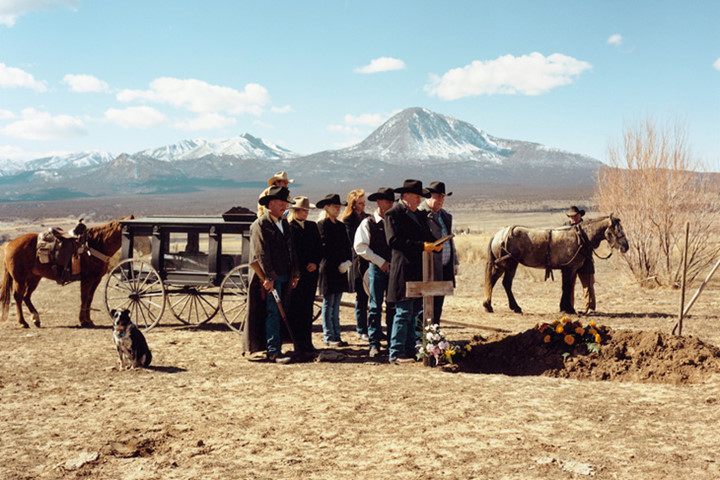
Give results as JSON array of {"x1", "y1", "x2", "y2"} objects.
[
  {"x1": 317, "y1": 217, "x2": 351, "y2": 295},
  {"x1": 288, "y1": 219, "x2": 322, "y2": 352},
  {"x1": 242, "y1": 212, "x2": 299, "y2": 354},
  {"x1": 384, "y1": 200, "x2": 434, "y2": 303}
]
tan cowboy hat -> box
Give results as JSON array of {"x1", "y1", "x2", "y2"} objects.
[
  {"x1": 566, "y1": 206, "x2": 586, "y2": 217},
  {"x1": 267, "y1": 171, "x2": 294, "y2": 186},
  {"x1": 289, "y1": 196, "x2": 315, "y2": 210}
]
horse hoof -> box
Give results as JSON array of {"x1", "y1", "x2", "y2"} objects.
[
  {"x1": 32, "y1": 313, "x2": 41, "y2": 327},
  {"x1": 19, "y1": 322, "x2": 29, "y2": 329},
  {"x1": 80, "y1": 321, "x2": 95, "y2": 328},
  {"x1": 483, "y1": 301, "x2": 493, "y2": 313},
  {"x1": 512, "y1": 307, "x2": 523, "y2": 314}
]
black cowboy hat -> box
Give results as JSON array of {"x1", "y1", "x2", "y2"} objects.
[
  {"x1": 426, "y1": 181, "x2": 453, "y2": 196},
  {"x1": 566, "y1": 206, "x2": 586, "y2": 217},
  {"x1": 367, "y1": 187, "x2": 395, "y2": 202},
  {"x1": 258, "y1": 186, "x2": 291, "y2": 206},
  {"x1": 394, "y1": 179, "x2": 430, "y2": 198},
  {"x1": 316, "y1": 193, "x2": 347, "y2": 208}
]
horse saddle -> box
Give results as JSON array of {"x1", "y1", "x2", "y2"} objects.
[{"x1": 37, "y1": 219, "x2": 88, "y2": 285}]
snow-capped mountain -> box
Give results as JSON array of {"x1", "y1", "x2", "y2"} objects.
[
  {"x1": 136, "y1": 133, "x2": 296, "y2": 162},
  {"x1": 292, "y1": 107, "x2": 602, "y2": 185},
  {"x1": 25, "y1": 150, "x2": 116, "y2": 171},
  {"x1": 345, "y1": 107, "x2": 513, "y2": 164},
  {"x1": 0, "y1": 108, "x2": 603, "y2": 201}
]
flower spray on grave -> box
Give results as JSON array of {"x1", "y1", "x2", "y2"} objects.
[
  {"x1": 535, "y1": 316, "x2": 604, "y2": 357},
  {"x1": 417, "y1": 323, "x2": 471, "y2": 366}
]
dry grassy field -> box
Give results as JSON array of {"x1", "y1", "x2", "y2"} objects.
[{"x1": 1, "y1": 189, "x2": 720, "y2": 479}]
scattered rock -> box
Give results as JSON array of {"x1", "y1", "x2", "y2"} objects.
[{"x1": 60, "y1": 451, "x2": 99, "y2": 471}]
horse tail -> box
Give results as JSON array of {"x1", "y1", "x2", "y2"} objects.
[
  {"x1": 0, "y1": 265, "x2": 12, "y2": 323},
  {"x1": 484, "y1": 234, "x2": 498, "y2": 286}
]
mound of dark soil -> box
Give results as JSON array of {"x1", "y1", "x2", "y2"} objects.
[{"x1": 457, "y1": 328, "x2": 720, "y2": 384}]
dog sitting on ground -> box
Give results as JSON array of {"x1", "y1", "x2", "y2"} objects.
[{"x1": 111, "y1": 309, "x2": 152, "y2": 369}]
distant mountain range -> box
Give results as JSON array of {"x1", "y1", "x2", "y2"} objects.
[{"x1": 0, "y1": 108, "x2": 602, "y2": 202}]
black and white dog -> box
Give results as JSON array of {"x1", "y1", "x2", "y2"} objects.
[{"x1": 111, "y1": 309, "x2": 152, "y2": 369}]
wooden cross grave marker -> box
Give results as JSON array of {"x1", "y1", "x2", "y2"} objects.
[{"x1": 406, "y1": 249, "x2": 455, "y2": 366}]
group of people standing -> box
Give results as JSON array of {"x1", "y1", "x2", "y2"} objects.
[{"x1": 243, "y1": 172, "x2": 458, "y2": 364}]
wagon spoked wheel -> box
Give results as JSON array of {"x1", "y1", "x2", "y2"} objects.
[
  {"x1": 219, "y1": 264, "x2": 249, "y2": 334},
  {"x1": 168, "y1": 286, "x2": 219, "y2": 325},
  {"x1": 104, "y1": 258, "x2": 165, "y2": 331}
]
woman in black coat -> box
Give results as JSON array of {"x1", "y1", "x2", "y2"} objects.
[
  {"x1": 288, "y1": 196, "x2": 322, "y2": 357},
  {"x1": 342, "y1": 189, "x2": 370, "y2": 341},
  {"x1": 316, "y1": 193, "x2": 352, "y2": 347}
]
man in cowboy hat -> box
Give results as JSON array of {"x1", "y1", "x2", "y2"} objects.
[
  {"x1": 384, "y1": 179, "x2": 440, "y2": 364},
  {"x1": 566, "y1": 206, "x2": 596, "y2": 313},
  {"x1": 419, "y1": 181, "x2": 459, "y2": 325},
  {"x1": 257, "y1": 171, "x2": 294, "y2": 217},
  {"x1": 245, "y1": 185, "x2": 300, "y2": 363},
  {"x1": 353, "y1": 187, "x2": 397, "y2": 358}
]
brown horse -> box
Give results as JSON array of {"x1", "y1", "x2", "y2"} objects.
[
  {"x1": 1, "y1": 216, "x2": 133, "y2": 328},
  {"x1": 483, "y1": 215, "x2": 629, "y2": 314}
]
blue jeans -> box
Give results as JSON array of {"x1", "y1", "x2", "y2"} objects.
[
  {"x1": 367, "y1": 264, "x2": 394, "y2": 349},
  {"x1": 390, "y1": 298, "x2": 421, "y2": 360},
  {"x1": 321, "y1": 292, "x2": 343, "y2": 343},
  {"x1": 265, "y1": 274, "x2": 288, "y2": 356}
]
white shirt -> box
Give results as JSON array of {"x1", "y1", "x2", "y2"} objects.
[{"x1": 353, "y1": 211, "x2": 386, "y2": 268}]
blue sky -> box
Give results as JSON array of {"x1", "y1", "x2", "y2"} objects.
[{"x1": 0, "y1": 0, "x2": 718, "y2": 168}]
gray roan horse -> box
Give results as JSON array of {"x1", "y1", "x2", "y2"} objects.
[{"x1": 483, "y1": 215, "x2": 629, "y2": 314}]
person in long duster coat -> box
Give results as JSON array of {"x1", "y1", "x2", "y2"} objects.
[
  {"x1": 242, "y1": 186, "x2": 299, "y2": 362},
  {"x1": 316, "y1": 193, "x2": 352, "y2": 346},
  {"x1": 288, "y1": 196, "x2": 322, "y2": 358}
]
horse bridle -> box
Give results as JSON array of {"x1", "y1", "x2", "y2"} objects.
[{"x1": 595, "y1": 219, "x2": 625, "y2": 259}]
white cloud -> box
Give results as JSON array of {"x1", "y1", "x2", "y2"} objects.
[
  {"x1": 333, "y1": 138, "x2": 363, "y2": 148},
  {"x1": 327, "y1": 124, "x2": 364, "y2": 135},
  {"x1": 63, "y1": 73, "x2": 109, "y2": 93},
  {"x1": 2, "y1": 108, "x2": 86, "y2": 140},
  {"x1": 0, "y1": 0, "x2": 79, "y2": 27},
  {"x1": 344, "y1": 113, "x2": 388, "y2": 127},
  {"x1": 271, "y1": 105, "x2": 293, "y2": 114},
  {"x1": 0, "y1": 144, "x2": 26, "y2": 160},
  {"x1": 607, "y1": 34, "x2": 623, "y2": 46},
  {"x1": 0, "y1": 62, "x2": 46, "y2": 91},
  {"x1": 104, "y1": 106, "x2": 167, "y2": 128},
  {"x1": 175, "y1": 113, "x2": 236, "y2": 131},
  {"x1": 714, "y1": 58, "x2": 720, "y2": 71},
  {"x1": 0, "y1": 108, "x2": 15, "y2": 120},
  {"x1": 252, "y1": 120, "x2": 275, "y2": 129},
  {"x1": 425, "y1": 52, "x2": 592, "y2": 100},
  {"x1": 117, "y1": 77, "x2": 269, "y2": 115},
  {"x1": 354, "y1": 57, "x2": 406, "y2": 74}
]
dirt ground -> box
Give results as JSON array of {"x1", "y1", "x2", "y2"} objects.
[{"x1": 2, "y1": 211, "x2": 720, "y2": 480}]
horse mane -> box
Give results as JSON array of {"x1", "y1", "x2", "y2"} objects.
[{"x1": 85, "y1": 215, "x2": 133, "y2": 247}]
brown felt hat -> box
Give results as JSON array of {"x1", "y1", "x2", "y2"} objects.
[{"x1": 258, "y1": 186, "x2": 291, "y2": 206}]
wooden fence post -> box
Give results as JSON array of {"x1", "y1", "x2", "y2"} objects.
[{"x1": 675, "y1": 222, "x2": 690, "y2": 336}]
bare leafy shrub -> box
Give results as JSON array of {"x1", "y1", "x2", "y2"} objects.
[{"x1": 595, "y1": 118, "x2": 720, "y2": 288}]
